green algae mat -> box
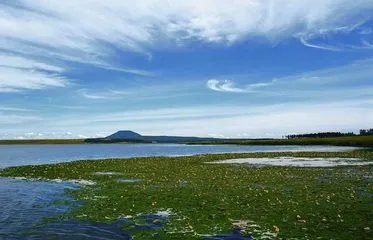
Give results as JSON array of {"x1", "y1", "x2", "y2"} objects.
[{"x1": 1, "y1": 151, "x2": 373, "y2": 239}]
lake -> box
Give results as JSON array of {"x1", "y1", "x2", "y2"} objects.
[
  {"x1": 0, "y1": 143, "x2": 360, "y2": 168},
  {"x1": 0, "y1": 144, "x2": 361, "y2": 239}
]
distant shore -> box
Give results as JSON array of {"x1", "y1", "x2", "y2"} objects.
[
  {"x1": 185, "y1": 135, "x2": 373, "y2": 148},
  {"x1": 1, "y1": 135, "x2": 373, "y2": 147},
  {"x1": 0, "y1": 139, "x2": 149, "y2": 145}
]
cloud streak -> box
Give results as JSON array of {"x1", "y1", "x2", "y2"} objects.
[
  {"x1": 1, "y1": 0, "x2": 372, "y2": 76},
  {"x1": 0, "y1": 106, "x2": 35, "y2": 112},
  {"x1": 0, "y1": 66, "x2": 70, "y2": 92},
  {"x1": 207, "y1": 79, "x2": 275, "y2": 93},
  {"x1": 207, "y1": 58, "x2": 373, "y2": 97},
  {"x1": 79, "y1": 89, "x2": 128, "y2": 100},
  {"x1": 0, "y1": 53, "x2": 71, "y2": 92}
]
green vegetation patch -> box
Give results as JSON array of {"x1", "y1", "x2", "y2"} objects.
[{"x1": 1, "y1": 151, "x2": 373, "y2": 239}]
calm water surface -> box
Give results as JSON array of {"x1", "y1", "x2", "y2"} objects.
[
  {"x1": 0, "y1": 144, "x2": 360, "y2": 239},
  {"x1": 0, "y1": 143, "x2": 360, "y2": 168}
]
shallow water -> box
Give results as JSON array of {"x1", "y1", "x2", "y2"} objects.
[
  {"x1": 0, "y1": 178, "x2": 80, "y2": 239},
  {"x1": 0, "y1": 177, "x2": 251, "y2": 239},
  {"x1": 210, "y1": 157, "x2": 373, "y2": 167},
  {"x1": 0, "y1": 143, "x2": 360, "y2": 168}
]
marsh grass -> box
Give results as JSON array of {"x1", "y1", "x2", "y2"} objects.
[{"x1": 1, "y1": 151, "x2": 373, "y2": 239}]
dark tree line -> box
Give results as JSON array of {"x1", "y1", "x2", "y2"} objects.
[
  {"x1": 286, "y1": 132, "x2": 355, "y2": 139},
  {"x1": 285, "y1": 129, "x2": 373, "y2": 139},
  {"x1": 360, "y1": 128, "x2": 373, "y2": 136}
]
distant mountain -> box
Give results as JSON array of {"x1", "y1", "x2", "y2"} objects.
[
  {"x1": 106, "y1": 130, "x2": 144, "y2": 140},
  {"x1": 105, "y1": 130, "x2": 217, "y2": 143}
]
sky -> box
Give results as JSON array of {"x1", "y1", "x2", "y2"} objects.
[{"x1": 1, "y1": 0, "x2": 373, "y2": 139}]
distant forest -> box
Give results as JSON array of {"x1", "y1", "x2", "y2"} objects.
[{"x1": 286, "y1": 129, "x2": 373, "y2": 139}]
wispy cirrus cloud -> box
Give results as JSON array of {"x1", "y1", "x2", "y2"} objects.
[
  {"x1": 0, "y1": 53, "x2": 71, "y2": 92},
  {"x1": 0, "y1": 54, "x2": 64, "y2": 72},
  {"x1": 0, "y1": 66, "x2": 70, "y2": 92},
  {"x1": 79, "y1": 89, "x2": 128, "y2": 100},
  {"x1": 45, "y1": 105, "x2": 87, "y2": 110},
  {"x1": 0, "y1": 106, "x2": 35, "y2": 112},
  {"x1": 207, "y1": 58, "x2": 373, "y2": 97},
  {"x1": 207, "y1": 79, "x2": 275, "y2": 93},
  {"x1": 1, "y1": 0, "x2": 373, "y2": 75},
  {"x1": 0, "y1": 0, "x2": 372, "y2": 94}
]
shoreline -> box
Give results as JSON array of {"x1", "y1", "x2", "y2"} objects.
[{"x1": 1, "y1": 135, "x2": 373, "y2": 148}]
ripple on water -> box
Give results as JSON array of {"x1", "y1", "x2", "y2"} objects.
[{"x1": 0, "y1": 178, "x2": 80, "y2": 239}]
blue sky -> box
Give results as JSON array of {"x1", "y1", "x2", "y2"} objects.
[{"x1": 1, "y1": 0, "x2": 373, "y2": 139}]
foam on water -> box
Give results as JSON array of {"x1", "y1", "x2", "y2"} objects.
[
  {"x1": 154, "y1": 209, "x2": 173, "y2": 218},
  {"x1": 13, "y1": 177, "x2": 96, "y2": 186},
  {"x1": 209, "y1": 157, "x2": 373, "y2": 167}
]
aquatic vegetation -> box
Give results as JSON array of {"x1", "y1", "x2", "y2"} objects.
[{"x1": 1, "y1": 151, "x2": 373, "y2": 239}]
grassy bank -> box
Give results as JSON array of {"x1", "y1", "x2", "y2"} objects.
[
  {"x1": 1, "y1": 151, "x2": 373, "y2": 239},
  {"x1": 186, "y1": 135, "x2": 373, "y2": 148}
]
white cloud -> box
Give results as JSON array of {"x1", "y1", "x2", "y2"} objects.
[
  {"x1": 207, "y1": 58, "x2": 373, "y2": 96},
  {"x1": 81, "y1": 92, "x2": 109, "y2": 100},
  {"x1": 1, "y1": 0, "x2": 372, "y2": 74},
  {"x1": 207, "y1": 79, "x2": 275, "y2": 92},
  {"x1": 49, "y1": 106, "x2": 251, "y2": 125},
  {"x1": 46, "y1": 105, "x2": 87, "y2": 110},
  {"x1": 0, "y1": 0, "x2": 371, "y2": 94},
  {"x1": 0, "y1": 54, "x2": 64, "y2": 72},
  {"x1": 0, "y1": 53, "x2": 71, "y2": 92},
  {"x1": 0, "y1": 106, "x2": 35, "y2": 112},
  {"x1": 299, "y1": 37, "x2": 343, "y2": 52},
  {"x1": 0, "y1": 132, "x2": 89, "y2": 140},
  {"x1": 78, "y1": 82, "x2": 200, "y2": 101},
  {"x1": 79, "y1": 89, "x2": 128, "y2": 100},
  {"x1": 0, "y1": 66, "x2": 70, "y2": 92}
]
